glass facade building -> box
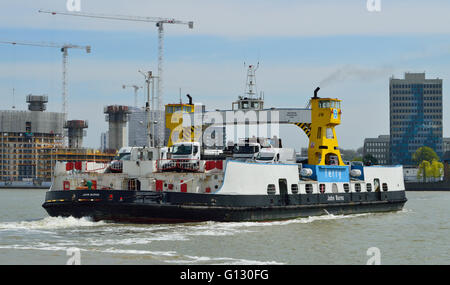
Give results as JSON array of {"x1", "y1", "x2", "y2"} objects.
[{"x1": 389, "y1": 73, "x2": 443, "y2": 166}]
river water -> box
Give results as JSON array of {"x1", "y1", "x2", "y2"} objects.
[{"x1": 0, "y1": 189, "x2": 448, "y2": 265}]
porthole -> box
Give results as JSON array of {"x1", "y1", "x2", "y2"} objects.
[
  {"x1": 291, "y1": 184, "x2": 299, "y2": 194},
  {"x1": 305, "y1": 184, "x2": 313, "y2": 194},
  {"x1": 343, "y1": 183, "x2": 350, "y2": 193},
  {"x1": 267, "y1": 184, "x2": 276, "y2": 195}
]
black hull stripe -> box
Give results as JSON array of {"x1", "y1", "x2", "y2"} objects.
[{"x1": 43, "y1": 190, "x2": 407, "y2": 223}]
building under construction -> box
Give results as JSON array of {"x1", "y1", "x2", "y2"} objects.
[{"x1": 0, "y1": 96, "x2": 115, "y2": 188}]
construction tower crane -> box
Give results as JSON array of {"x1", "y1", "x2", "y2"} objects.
[
  {"x1": 38, "y1": 9, "x2": 194, "y2": 147},
  {"x1": 122, "y1": 84, "x2": 142, "y2": 108},
  {"x1": 0, "y1": 40, "x2": 91, "y2": 117}
]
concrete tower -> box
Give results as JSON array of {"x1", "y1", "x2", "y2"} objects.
[
  {"x1": 64, "y1": 120, "x2": 88, "y2": 148},
  {"x1": 104, "y1": 105, "x2": 130, "y2": 151},
  {"x1": 26, "y1": 95, "x2": 48, "y2": 111}
]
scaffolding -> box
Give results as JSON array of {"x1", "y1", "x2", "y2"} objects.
[
  {"x1": 0, "y1": 97, "x2": 116, "y2": 184},
  {"x1": 0, "y1": 132, "x2": 116, "y2": 183}
]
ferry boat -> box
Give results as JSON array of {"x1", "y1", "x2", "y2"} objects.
[{"x1": 42, "y1": 86, "x2": 407, "y2": 223}]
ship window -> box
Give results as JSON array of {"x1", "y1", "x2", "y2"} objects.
[
  {"x1": 317, "y1": 127, "x2": 322, "y2": 139},
  {"x1": 305, "y1": 184, "x2": 313, "y2": 194},
  {"x1": 291, "y1": 184, "x2": 299, "y2": 194},
  {"x1": 382, "y1": 183, "x2": 388, "y2": 191},
  {"x1": 319, "y1": 100, "x2": 331, "y2": 108},
  {"x1": 319, "y1": 183, "x2": 325, "y2": 194},
  {"x1": 267, "y1": 184, "x2": 276, "y2": 195},
  {"x1": 366, "y1": 183, "x2": 372, "y2": 192},
  {"x1": 355, "y1": 183, "x2": 361, "y2": 192},
  {"x1": 343, "y1": 183, "x2": 350, "y2": 193},
  {"x1": 326, "y1": 128, "x2": 334, "y2": 139}
]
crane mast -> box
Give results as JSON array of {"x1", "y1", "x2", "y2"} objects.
[
  {"x1": 61, "y1": 47, "x2": 68, "y2": 115},
  {"x1": 122, "y1": 84, "x2": 142, "y2": 108},
  {"x1": 38, "y1": 9, "x2": 194, "y2": 147},
  {"x1": 0, "y1": 40, "x2": 91, "y2": 118}
]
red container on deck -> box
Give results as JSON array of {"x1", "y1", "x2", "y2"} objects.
[
  {"x1": 205, "y1": 161, "x2": 215, "y2": 171},
  {"x1": 156, "y1": 180, "x2": 163, "y2": 191},
  {"x1": 181, "y1": 183, "x2": 187, "y2": 193},
  {"x1": 215, "y1": 160, "x2": 223, "y2": 170},
  {"x1": 66, "y1": 162, "x2": 73, "y2": 171}
]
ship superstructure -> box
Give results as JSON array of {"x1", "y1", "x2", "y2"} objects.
[{"x1": 42, "y1": 70, "x2": 407, "y2": 222}]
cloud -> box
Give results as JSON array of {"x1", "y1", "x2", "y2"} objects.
[{"x1": 1, "y1": 0, "x2": 450, "y2": 37}]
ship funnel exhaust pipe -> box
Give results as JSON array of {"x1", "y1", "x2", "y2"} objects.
[
  {"x1": 314, "y1": 87, "x2": 320, "y2": 98},
  {"x1": 186, "y1": 94, "x2": 192, "y2": 105}
]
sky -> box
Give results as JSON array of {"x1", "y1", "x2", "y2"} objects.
[{"x1": 0, "y1": 0, "x2": 449, "y2": 151}]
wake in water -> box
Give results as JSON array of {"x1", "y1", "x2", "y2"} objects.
[
  {"x1": 0, "y1": 211, "x2": 383, "y2": 233},
  {"x1": 199, "y1": 212, "x2": 373, "y2": 229},
  {"x1": 0, "y1": 216, "x2": 106, "y2": 231}
]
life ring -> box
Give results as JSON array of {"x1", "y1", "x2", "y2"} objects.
[{"x1": 63, "y1": 180, "x2": 70, "y2": 190}]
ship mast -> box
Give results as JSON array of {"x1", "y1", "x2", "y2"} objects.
[
  {"x1": 232, "y1": 63, "x2": 264, "y2": 111},
  {"x1": 245, "y1": 62, "x2": 259, "y2": 99}
]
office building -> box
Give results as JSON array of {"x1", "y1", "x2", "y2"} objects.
[
  {"x1": 363, "y1": 135, "x2": 390, "y2": 165},
  {"x1": 390, "y1": 72, "x2": 443, "y2": 165}
]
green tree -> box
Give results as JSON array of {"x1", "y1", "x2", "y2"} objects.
[
  {"x1": 417, "y1": 160, "x2": 431, "y2": 182},
  {"x1": 430, "y1": 159, "x2": 444, "y2": 181},
  {"x1": 417, "y1": 159, "x2": 443, "y2": 182},
  {"x1": 412, "y1": 146, "x2": 439, "y2": 165}
]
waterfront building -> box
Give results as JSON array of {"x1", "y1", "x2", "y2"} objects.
[
  {"x1": 0, "y1": 95, "x2": 64, "y2": 184},
  {"x1": 0, "y1": 96, "x2": 116, "y2": 187},
  {"x1": 363, "y1": 135, "x2": 390, "y2": 165},
  {"x1": 389, "y1": 72, "x2": 443, "y2": 166}
]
